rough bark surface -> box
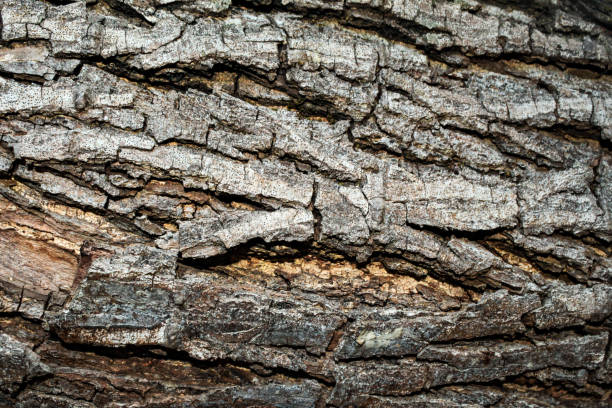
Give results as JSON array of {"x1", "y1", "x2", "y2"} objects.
[{"x1": 0, "y1": 0, "x2": 611, "y2": 406}]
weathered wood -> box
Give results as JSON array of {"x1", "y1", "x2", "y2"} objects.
[{"x1": 0, "y1": 0, "x2": 611, "y2": 406}]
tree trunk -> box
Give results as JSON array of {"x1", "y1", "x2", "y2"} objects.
[{"x1": 0, "y1": 0, "x2": 611, "y2": 406}]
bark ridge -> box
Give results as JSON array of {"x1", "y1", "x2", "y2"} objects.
[{"x1": 0, "y1": 0, "x2": 611, "y2": 406}]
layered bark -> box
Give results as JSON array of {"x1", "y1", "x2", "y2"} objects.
[{"x1": 0, "y1": 0, "x2": 611, "y2": 406}]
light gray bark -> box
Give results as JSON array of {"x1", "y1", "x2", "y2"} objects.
[{"x1": 0, "y1": 0, "x2": 611, "y2": 406}]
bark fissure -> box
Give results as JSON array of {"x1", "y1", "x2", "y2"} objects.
[{"x1": 0, "y1": 0, "x2": 611, "y2": 406}]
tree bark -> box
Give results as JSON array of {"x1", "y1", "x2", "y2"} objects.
[{"x1": 0, "y1": 0, "x2": 611, "y2": 406}]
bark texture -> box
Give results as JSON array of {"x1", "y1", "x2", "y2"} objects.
[{"x1": 0, "y1": 0, "x2": 611, "y2": 406}]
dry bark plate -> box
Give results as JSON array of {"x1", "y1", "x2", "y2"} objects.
[{"x1": 0, "y1": 0, "x2": 611, "y2": 406}]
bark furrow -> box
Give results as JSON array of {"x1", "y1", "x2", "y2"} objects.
[{"x1": 0, "y1": 0, "x2": 611, "y2": 406}]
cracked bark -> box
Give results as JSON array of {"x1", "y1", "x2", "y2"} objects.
[{"x1": 0, "y1": 0, "x2": 611, "y2": 406}]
